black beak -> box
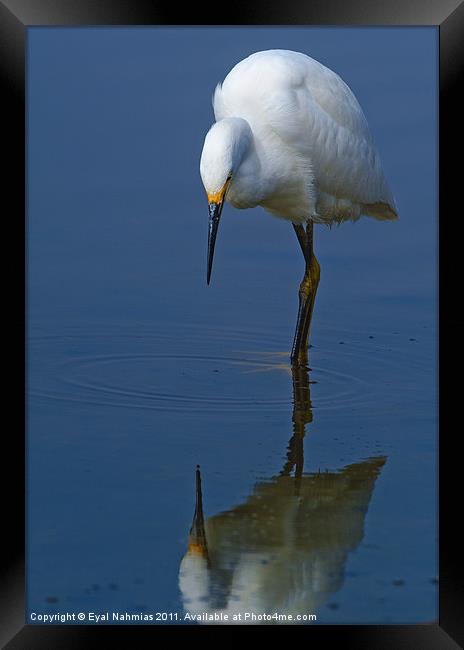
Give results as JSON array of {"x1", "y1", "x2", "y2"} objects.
[
  {"x1": 188, "y1": 465, "x2": 209, "y2": 561},
  {"x1": 207, "y1": 199, "x2": 225, "y2": 285}
]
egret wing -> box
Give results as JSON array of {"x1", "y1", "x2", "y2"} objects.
[{"x1": 214, "y1": 50, "x2": 397, "y2": 217}]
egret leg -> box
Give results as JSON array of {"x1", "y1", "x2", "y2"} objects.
[
  {"x1": 293, "y1": 223, "x2": 307, "y2": 257},
  {"x1": 280, "y1": 363, "x2": 313, "y2": 495},
  {"x1": 290, "y1": 222, "x2": 320, "y2": 366}
]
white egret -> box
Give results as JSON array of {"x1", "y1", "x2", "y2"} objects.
[{"x1": 200, "y1": 50, "x2": 398, "y2": 366}]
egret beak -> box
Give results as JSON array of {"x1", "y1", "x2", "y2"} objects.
[
  {"x1": 206, "y1": 178, "x2": 231, "y2": 285},
  {"x1": 188, "y1": 466, "x2": 209, "y2": 560}
]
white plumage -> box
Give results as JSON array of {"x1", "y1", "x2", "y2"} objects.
[{"x1": 200, "y1": 49, "x2": 397, "y2": 225}]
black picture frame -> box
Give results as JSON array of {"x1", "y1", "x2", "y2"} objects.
[{"x1": 1, "y1": 1, "x2": 462, "y2": 647}]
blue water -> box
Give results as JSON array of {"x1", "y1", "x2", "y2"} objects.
[{"x1": 27, "y1": 27, "x2": 437, "y2": 624}]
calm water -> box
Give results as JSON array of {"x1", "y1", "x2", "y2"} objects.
[{"x1": 27, "y1": 27, "x2": 437, "y2": 624}]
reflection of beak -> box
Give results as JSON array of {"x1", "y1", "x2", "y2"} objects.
[
  {"x1": 206, "y1": 179, "x2": 231, "y2": 285},
  {"x1": 188, "y1": 466, "x2": 209, "y2": 560}
]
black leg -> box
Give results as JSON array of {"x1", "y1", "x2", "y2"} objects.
[
  {"x1": 280, "y1": 363, "x2": 313, "y2": 495},
  {"x1": 290, "y1": 221, "x2": 320, "y2": 366},
  {"x1": 293, "y1": 223, "x2": 307, "y2": 257}
]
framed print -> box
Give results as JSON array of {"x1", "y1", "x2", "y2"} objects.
[{"x1": 1, "y1": 0, "x2": 462, "y2": 647}]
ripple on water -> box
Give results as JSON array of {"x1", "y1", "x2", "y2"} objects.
[{"x1": 28, "y1": 322, "x2": 432, "y2": 414}]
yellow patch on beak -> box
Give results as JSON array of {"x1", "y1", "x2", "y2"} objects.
[
  {"x1": 187, "y1": 541, "x2": 208, "y2": 558},
  {"x1": 207, "y1": 177, "x2": 231, "y2": 204}
]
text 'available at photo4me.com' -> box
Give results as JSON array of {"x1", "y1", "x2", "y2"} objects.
[{"x1": 29, "y1": 610, "x2": 318, "y2": 624}]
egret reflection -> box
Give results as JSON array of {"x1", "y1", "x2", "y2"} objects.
[{"x1": 179, "y1": 364, "x2": 386, "y2": 623}]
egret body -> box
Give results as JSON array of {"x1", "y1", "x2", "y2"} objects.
[{"x1": 200, "y1": 50, "x2": 397, "y2": 365}]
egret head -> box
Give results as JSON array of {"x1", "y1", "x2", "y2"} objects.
[{"x1": 200, "y1": 118, "x2": 252, "y2": 284}]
